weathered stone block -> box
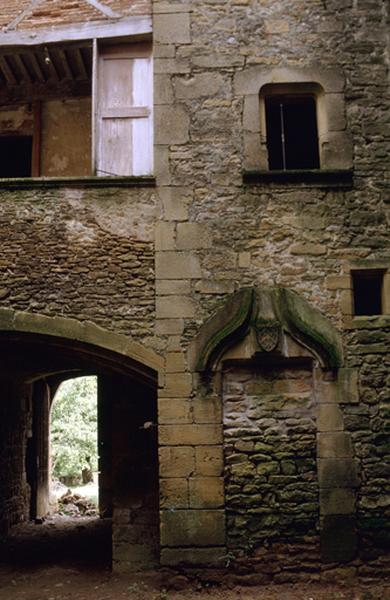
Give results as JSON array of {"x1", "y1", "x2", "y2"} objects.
[
  {"x1": 338, "y1": 368, "x2": 359, "y2": 404},
  {"x1": 154, "y1": 13, "x2": 191, "y2": 45},
  {"x1": 189, "y1": 477, "x2": 224, "y2": 508},
  {"x1": 193, "y1": 395, "x2": 222, "y2": 423},
  {"x1": 160, "y1": 373, "x2": 192, "y2": 397},
  {"x1": 113, "y1": 543, "x2": 158, "y2": 571},
  {"x1": 160, "y1": 509, "x2": 225, "y2": 546},
  {"x1": 318, "y1": 458, "x2": 360, "y2": 488},
  {"x1": 156, "y1": 295, "x2": 195, "y2": 318},
  {"x1": 320, "y1": 488, "x2": 356, "y2": 515},
  {"x1": 158, "y1": 397, "x2": 191, "y2": 424},
  {"x1": 321, "y1": 515, "x2": 357, "y2": 563},
  {"x1": 156, "y1": 252, "x2": 201, "y2": 279},
  {"x1": 159, "y1": 186, "x2": 191, "y2": 222},
  {"x1": 159, "y1": 446, "x2": 195, "y2": 478},
  {"x1": 174, "y1": 73, "x2": 224, "y2": 99},
  {"x1": 160, "y1": 477, "x2": 188, "y2": 508},
  {"x1": 156, "y1": 280, "x2": 191, "y2": 295},
  {"x1": 317, "y1": 432, "x2": 353, "y2": 459},
  {"x1": 317, "y1": 404, "x2": 344, "y2": 432},
  {"x1": 155, "y1": 105, "x2": 190, "y2": 145},
  {"x1": 155, "y1": 222, "x2": 175, "y2": 251},
  {"x1": 165, "y1": 352, "x2": 186, "y2": 373},
  {"x1": 176, "y1": 223, "x2": 211, "y2": 250},
  {"x1": 159, "y1": 424, "x2": 223, "y2": 446},
  {"x1": 195, "y1": 446, "x2": 224, "y2": 476},
  {"x1": 155, "y1": 318, "x2": 184, "y2": 335},
  {"x1": 154, "y1": 73, "x2": 174, "y2": 104}
]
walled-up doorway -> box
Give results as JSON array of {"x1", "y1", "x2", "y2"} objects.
[{"x1": 0, "y1": 318, "x2": 160, "y2": 571}]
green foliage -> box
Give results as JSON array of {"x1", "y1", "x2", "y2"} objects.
[{"x1": 51, "y1": 376, "x2": 98, "y2": 480}]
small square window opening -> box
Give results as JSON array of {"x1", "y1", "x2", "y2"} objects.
[
  {"x1": 352, "y1": 270, "x2": 384, "y2": 316},
  {"x1": 265, "y1": 94, "x2": 320, "y2": 170},
  {"x1": 0, "y1": 136, "x2": 33, "y2": 177}
]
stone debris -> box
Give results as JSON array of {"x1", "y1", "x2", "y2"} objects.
[{"x1": 58, "y1": 490, "x2": 98, "y2": 517}]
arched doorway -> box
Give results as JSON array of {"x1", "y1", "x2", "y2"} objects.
[{"x1": 0, "y1": 309, "x2": 162, "y2": 572}]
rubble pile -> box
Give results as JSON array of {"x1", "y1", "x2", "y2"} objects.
[{"x1": 58, "y1": 490, "x2": 98, "y2": 517}]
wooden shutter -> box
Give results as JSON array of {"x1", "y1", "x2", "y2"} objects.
[{"x1": 94, "y1": 43, "x2": 152, "y2": 176}]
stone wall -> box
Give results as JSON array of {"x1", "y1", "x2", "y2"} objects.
[
  {"x1": 154, "y1": 0, "x2": 389, "y2": 580},
  {"x1": 0, "y1": 185, "x2": 157, "y2": 345},
  {"x1": 223, "y1": 365, "x2": 318, "y2": 548},
  {"x1": 0, "y1": 381, "x2": 32, "y2": 535}
]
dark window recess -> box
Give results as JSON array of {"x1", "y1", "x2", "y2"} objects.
[
  {"x1": 352, "y1": 270, "x2": 384, "y2": 316},
  {"x1": 0, "y1": 136, "x2": 33, "y2": 177},
  {"x1": 265, "y1": 95, "x2": 320, "y2": 170}
]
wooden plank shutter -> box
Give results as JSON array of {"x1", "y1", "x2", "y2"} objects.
[{"x1": 95, "y1": 43, "x2": 152, "y2": 176}]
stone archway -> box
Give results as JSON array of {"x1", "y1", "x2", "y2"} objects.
[
  {"x1": 189, "y1": 287, "x2": 359, "y2": 572},
  {"x1": 0, "y1": 309, "x2": 163, "y2": 572}
]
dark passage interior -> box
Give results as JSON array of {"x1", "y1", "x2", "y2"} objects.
[{"x1": 0, "y1": 332, "x2": 159, "y2": 571}]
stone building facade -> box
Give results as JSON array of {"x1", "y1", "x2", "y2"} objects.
[{"x1": 0, "y1": 0, "x2": 389, "y2": 583}]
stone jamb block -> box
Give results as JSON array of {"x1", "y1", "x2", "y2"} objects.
[
  {"x1": 317, "y1": 432, "x2": 353, "y2": 459},
  {"x1": 317, "y1": 404, "x2": 344, "y2": 432},
  {"x1": 176, "y1": 222, "x2": 211, "y2": 250},
  {"x1": 195, "y1": 446, "x2": 224, "y2": 476},
  {"x1": 193, "y1": 395, "x2": 222, "y2": 424},
  {"x1": 159, "y1": 372, "x2": 193, "y2": 397},
  {"x1": 156, "y1": 295, "x2": 195, "y2": 318},
  {"x1": 160, "y1": 509, "x2": 226, "y2": 547},
  {"x1": 189, "y1": 477, "x2": 224, "y2": 508},
  {"x1": 158, "y1": 397, "x2": 192, "y2": 424},
  {"x1": 160, "y1": 477, "x2": 189, "y2": 508},
  {"x1": 320, "y1": 488, "x2": 356, "y2": 515},
  {"x1": 159, "y1": 424, "x2": 223, "y2": 446},
  {"x1": 155, "y1": 105, "x2": 190, "y2": 145},
  {"x1": 156, "y1": 251, "x2": 202, "y2": 279},
  {"x1": 155, "y1": 222, "x2": 175, "y2": 251},
  {"x1": 318, "y1": 458, "x2": 360, "y2": 489},
  {"x1": 320, "y1": 515, "x2": 357, "y2": 563},
  {"x1": 159, "y1": 446, "x2": 195, "y2": 478},
  {"x1": 153, "y1": 13, "x2": 191, "y2": 44}
]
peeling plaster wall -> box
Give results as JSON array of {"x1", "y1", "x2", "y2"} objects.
[{"x1": 41, "y1": 98, "x2": 91, "y2": 177}]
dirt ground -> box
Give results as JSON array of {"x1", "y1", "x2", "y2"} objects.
[{"x1": 0, "y1": 517, "x2": 388, "y2": 600}]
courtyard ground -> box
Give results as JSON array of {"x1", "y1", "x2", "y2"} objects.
[{"x1": 0, "y1": 517, "x2": 388, "y2": 600}]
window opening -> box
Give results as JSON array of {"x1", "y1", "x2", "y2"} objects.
[
  {"x1": 0, "y1": 135, "x2": 32, "y2": 177},
  {"x1": 352, "y1": 270, "x2": 384, "y2": 316},
  {"x1": 265, "y1": 95, "x2": 320, "y2": 170},
  {"x1": 0, "y1": 39, "x2": 152, "y2": 178}
]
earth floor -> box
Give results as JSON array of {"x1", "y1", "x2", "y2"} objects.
[{"x1": 0, "y1": 517, "x2": 388, "y2": 600}]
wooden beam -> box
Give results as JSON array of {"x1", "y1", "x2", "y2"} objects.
[
  {"x1": 31, "y1": 101, "x2": 41, "y2": 177},
  {"x1": 74, "y1": 48, "x2": 88, "y2": 80},
  {"x1": 28, "y1": 52, "x2": 45, "y2": 83},
  {"x1": 0, "y1": 17, "x2": 152, "y2": 48},
  {"x1": 46, "y1": 50, "x2": 60, "y2": 81},
  {"x1": 14, "y1": 54, "x2": 32, "y2": 83},
  {"x1": 57, "y1": 49, "x2": 73, "y2": 80},
  {"x1": 0, "y1": 56, "x2": 17, "y2": 85}
]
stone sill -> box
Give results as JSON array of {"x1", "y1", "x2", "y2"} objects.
[
  {"x1": 343, "y1": 315, "x2": 390, "y2": 329},
  {"x1": 242, "y1": 169, "x2": 354, "y2": 188},
  {"x1": 0, "y1": 176, "x2": 156, "y2": 190}
]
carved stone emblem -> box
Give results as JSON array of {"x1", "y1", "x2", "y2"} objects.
[{"x1": 256, "y1": 320, "x2": 281, "y2": 352}]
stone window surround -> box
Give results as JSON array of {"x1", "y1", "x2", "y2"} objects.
[
  {"x1": 234, "y1": 66, "x2": 353, "y2": 173},
  {"x1": 340, "y1": 261, "x2": 390, "y2": 321}
]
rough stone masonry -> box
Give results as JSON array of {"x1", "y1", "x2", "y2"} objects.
[{"x1": 0, "y1": 0, "x2": 388, "y2": 584}]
